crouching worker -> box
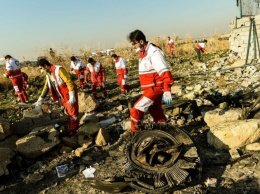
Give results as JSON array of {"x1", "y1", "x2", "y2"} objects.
[
  {"x1": 34, "y1": 58, "x2": 79, "y2": 137},
  {"x1": 4, "y1": 55, "x2": 29, "y2": 104},
  {"x1": 111, "y1": 54, "x2": 130, "y2": 94}
]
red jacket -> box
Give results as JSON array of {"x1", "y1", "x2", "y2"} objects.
[
  {"x1": 41, "y1": 65, "x2": 76, "y2": 102},
  {"x1": 85, "y1": 61, "x2": 106, "y2": 83},
  {"x1": 138, "y1": 42, "x2": 174, "y2": 91},
  {"x1": 115, "y1": 56, "x2": 128, "y2": 76},
  {"x1": 70, "y1": 59, "x2": 86, "y2": 75}
]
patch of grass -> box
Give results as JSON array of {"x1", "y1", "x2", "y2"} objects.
[{"x1": 0, "y1": 33, "x2": 229, "y2": 92}]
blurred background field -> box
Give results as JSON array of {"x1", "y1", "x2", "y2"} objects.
[{"x1": 0, "y1": 33, "x2": 229, "y2": 92}]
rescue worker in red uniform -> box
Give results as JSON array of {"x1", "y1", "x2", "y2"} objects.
[
  {"x1": 167, "y1": 36, "x2": 174, "y2": 57},
  {"x1": 111, "y1": 54, "x2": 130, "y2": 94},
  {"x1": 85, "y1": 58, "x2": 107, "y2": 99},
  {"x1": 127, "y1": 30, "x2": 174, "y2": 132},
  {"x1": 34, "y1": 59, "x2": 79, "y2": 137},
  {"x1": 70, "y1": 56, "x2": 86, "y2": 89},
  {"x1": 195, "y1": 39, "x2": 207, "y2": 62},
  {"x1": 4, "y1": 55, "x2": 28, "y2": 104}
]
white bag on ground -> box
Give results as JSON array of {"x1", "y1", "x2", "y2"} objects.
[{"x1": 82, "y1": 166, "x2": 96, "y2": 178}]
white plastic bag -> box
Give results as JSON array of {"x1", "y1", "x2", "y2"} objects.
[{"x1": 82, "y1": 166, "x2": 96, "y2": 178}]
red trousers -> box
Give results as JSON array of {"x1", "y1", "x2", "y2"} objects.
[
  {"x1": 117, "y1": 74, "x2": 130, "y2": 94},
  {"x1": 77, "y1": 72, "x2": 85, "y2": 89},
  {"x1": 169, "y1": 45, "x2": 174, "y2": 55},
  {"x1": 10, "y1": 76, "x2": 28, "y2": 103},
  {"x1": 61, "y1": 87, "x2": 79, "y2": 134},
  {"x1": 91, "y1": 81, "x2": 107, "y2": 98},
  {"x1": 130, "y1": 87, "x2": 166, "y2": 132}
]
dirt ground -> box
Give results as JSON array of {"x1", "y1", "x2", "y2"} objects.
[
  {"x1": 0, "y1": 111, "x2": 259, "y2": 194},
  {"x1": 0, "y1": 56, "x2": 260, "y2": 194}
]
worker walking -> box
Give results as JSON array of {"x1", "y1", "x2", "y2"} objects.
[
  {"x1": 111, "y1": 54, "x2": 130, "y2": 94},
  {"x1": 70, "y1": 56, "x2": 86, "y2": 90},
  {"x1": 127, "y1": 30, "x2": 174, "y2": 132},
  {"x1": 85, "y1": 58, "x2": 107, "y2": 99},
  {"x1": 167, "y1": 36, "x2": 174, "y2": 57}
]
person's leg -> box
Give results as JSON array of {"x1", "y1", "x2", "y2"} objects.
[
  {"x1": 78, "y1": 72, "x2": 85, "y2": 89},
  {"x1": 170, "y1": 45, "x2": 173, "y2": 55},
  {"x1": 118, "y1": 74, "x2": 128, "y2": 94},
  {"x1": 11, "y1": 77, "x2": 25, "y2": 103},
  {"x1": 97, "y1": 81, "x2": 107, "y2": 97},
  {"x1": 62, "y1": 88, "x2": 79, "y2": 137},
  {"x1": 130, "y1": 96, "x2": 149, "y2": 132},
  {"x1": 130, "y1": 87, "x2": 160, "y2": 132},
  {"x1": 17, "y1": 91, "x2": 25, "y2": 103},
  {"x1": 195, "y1": 48, "x2": 202, "y2": 61},
  {"x1": 123, "y1": 84, "x2": 130, "y2": 94},
  {"x1": 92, "y1": 83, "x2": 97, "y2": 99},
  {"x1": 148, "y1": 87, "x2": 166, "y2": 123},
  {"x1": 22, "y1": 91, "x2": 28, "y2": 102}
]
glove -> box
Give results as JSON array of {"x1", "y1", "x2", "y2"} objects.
[
  {"x1": 67, "y1": 91, "x2": 76, "y2": 105},
  {"x1": 34, "y1": 97, "x2": 44, "y2": 112},
  {"x1": 34, "y1": 104, "x2": 42, "y2": 112},
  {"x1": 122, "y1": 79, "x2": 125, "y2": 85},
  {"x1": 162, "y1": 91, "x2": 172, "y2": 104},
  {"x1": 124, "y1": 75, "x2": 127, "y2": 79},
  {"x1": 34, "y1": 97, "x2": 44, "y2": 106}
]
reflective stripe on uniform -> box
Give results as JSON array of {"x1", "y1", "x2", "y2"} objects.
[
  {"x1": 9, "y1": 73, "x2": 22, "y2": 78},
  {"x1": 130, "y1": 116, "x2": 139, "y2": 122},
  {"x1": 134, "y1": 96, "x2": 154, "y2": 112},
  {"x1": 141, "y1": 81, "x2": 163, "y2": 88}
]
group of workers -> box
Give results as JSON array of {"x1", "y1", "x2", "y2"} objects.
[
  {"x1": 3, "y1": 29, "x2": 206, "y2": 137},
  {"x1": 167, "y1": 36, "x2": 208, "y2": 62}
]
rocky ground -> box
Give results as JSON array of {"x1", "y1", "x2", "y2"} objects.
[{"x1": 0, "y1": 53, "x2": 260, "y2": 194}]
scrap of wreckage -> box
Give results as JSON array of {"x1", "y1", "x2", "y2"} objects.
[
  {"x1": 87, "y1": 128, "x2": 201, "y2": 193},
  {"x1": 86, "y1": 83, "x2": 260, "y2": 193}
]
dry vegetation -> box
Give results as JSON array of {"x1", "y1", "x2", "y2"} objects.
[{"x1": 0, "y1": 34, "x2": 229, "y2": 91}]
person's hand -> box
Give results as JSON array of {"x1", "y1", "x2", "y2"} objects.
[
  {"x1": 34, "y1": 104, "x2": 42, "y2": 112},
  {"x1": 124, "y1": 75, "x2": 127, "y2": 79},
  {"x1": 3, "y1": 74, "x2": 8, "y2": 78},
  {"x1": 67, "y1": 91, "x2": 76, "y2": 105},
  {"x1": 34, "y1": 97, "x2": 44, "y2": 112},
  {"x1": 34, "y1": 97, "x2": 44, "y2": 106},
  {"x1": 162, "y1": 91, "x2": 172, "y2": 104},
  {"x1": 122, "y1": 79, "x2": 125, "y2": 85}
]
